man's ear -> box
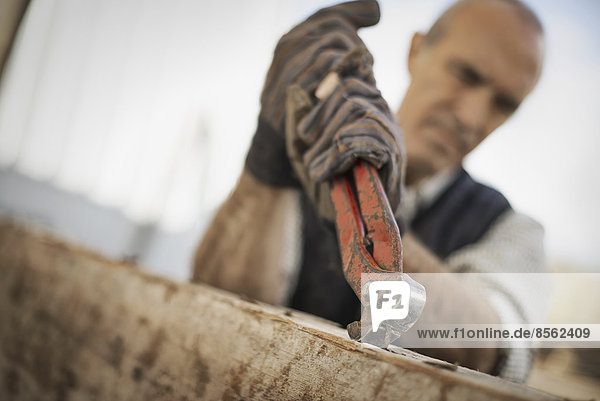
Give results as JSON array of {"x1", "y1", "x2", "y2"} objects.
[{"x1": 407, "y1": 32, "x2": 425, "y2": 76}]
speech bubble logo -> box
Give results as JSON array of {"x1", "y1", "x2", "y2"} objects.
[{"x1": 369, "y1": 280, "x2": 411, "y2": 332}]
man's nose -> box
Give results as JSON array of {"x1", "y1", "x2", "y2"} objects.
[{"x1": 454, "y1": 88, "x2": 491, "y2": 138}]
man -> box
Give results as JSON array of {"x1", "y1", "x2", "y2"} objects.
[{"x1": 193, "y1": 0, "x2": 545, "y2": 382}]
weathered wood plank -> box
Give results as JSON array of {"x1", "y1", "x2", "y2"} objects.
[{"x1": 0, "y1": 221, "x2": 561, "y2": 400}]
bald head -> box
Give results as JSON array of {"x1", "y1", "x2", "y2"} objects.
[{"x1": 425, "y1": 0, "x2": 543, "y2": 46}]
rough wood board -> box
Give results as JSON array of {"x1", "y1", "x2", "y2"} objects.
[{"x1": 0, "y1": 221, "x2": 562, "y2": 400}]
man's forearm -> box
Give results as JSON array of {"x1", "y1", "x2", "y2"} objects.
[
  {"x1": 402, "y1": 232, "x2": 450, "y2": 273},
  {"x1": 192, "y1": 169, "x2": 301, "y2": 305},
  {"x1": 401, "y1": 232, "x2": 501, "y2": 373},
  {"x1": 402, "y1": 232, "x2": 501, "y2": 324}
]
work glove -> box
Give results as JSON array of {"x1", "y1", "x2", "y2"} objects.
[
  {"x1": 285, "y1": 46, "x2": 405, "y2": 222},
  {"x1": 245, "y1": 0, "x2": 381, "y2": 188}
]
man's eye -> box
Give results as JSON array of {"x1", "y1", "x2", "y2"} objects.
[
  {"x1": 456, "y1": 66, "x2": 482, "y2": 86},
  {"x1": 448, "y1": 61, "x2": 485, "y2": 86},
  {"x1": 494, "y1": 96, "x2": 519, "y2": 115}
]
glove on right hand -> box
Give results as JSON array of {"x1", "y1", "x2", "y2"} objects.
[
  {"x1": 245, "y1": 0, "x2": 381, "y2": 187},
  {"x1": 285, "y1": 45, "x2": 406, "y2": 222}
]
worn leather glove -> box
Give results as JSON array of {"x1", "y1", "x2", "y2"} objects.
[
  {"x1": 245, "y1": 0, "x2": 381, "y2": 187},
  {"x1": 285, "y1": 45, "x2": 405, "y2": 221}
]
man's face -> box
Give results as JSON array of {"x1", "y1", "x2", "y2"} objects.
[{"x1": 396, "y1": 1, "x2": 544, "y2": 184}]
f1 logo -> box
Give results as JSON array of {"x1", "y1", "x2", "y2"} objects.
[
  {"x1": 375, "y1": 289, "x2": 405, "y2": 310},
  {"x1": 369, "y1": 281, "x2": 411, "y2": 332}
]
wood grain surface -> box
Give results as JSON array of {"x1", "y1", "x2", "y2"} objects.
[{"x1": 0, "y1": 220, "x2": 562, "y2": 400}]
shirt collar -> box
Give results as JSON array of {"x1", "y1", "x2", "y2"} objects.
[{"x1": 400, "y1": 168, "x2": 461, "y2": 223}]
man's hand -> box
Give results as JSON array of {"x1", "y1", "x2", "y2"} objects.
[
  {"x1": 285, "y1": 51, "x2": 405, "y2": 221},
  {"x1": 245, "y1": 0, "x2": 381, "y2": 188}
]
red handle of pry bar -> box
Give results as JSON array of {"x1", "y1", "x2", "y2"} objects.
[{"x1": 330, "y1": 161, "x2": 403, "y2": 299}]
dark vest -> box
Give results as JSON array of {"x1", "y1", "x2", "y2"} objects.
[{"x1": 288, "y1": 169, "x2": 512, "y2": 326}]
